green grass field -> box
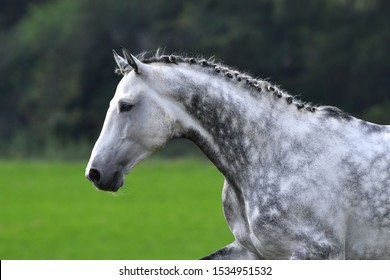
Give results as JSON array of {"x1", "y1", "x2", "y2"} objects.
[{"x1": 0, "y1": 159, "x2": 233, "y2": 259}]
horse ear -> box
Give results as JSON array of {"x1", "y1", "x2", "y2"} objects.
[
  {"x1": 113, "y1": 50, "x2": 129, "y2": 75},
  {"x1": 122, "y1": 48, "x2": 142, "y2": 74}
]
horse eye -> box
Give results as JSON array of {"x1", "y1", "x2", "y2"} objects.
[{"x1": 119, "y1": 102, "x2": 134, "y2": 112}]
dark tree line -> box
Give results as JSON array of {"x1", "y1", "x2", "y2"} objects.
[{"x1": 1, "y1": 0, "x2": 389, "y2": 158}]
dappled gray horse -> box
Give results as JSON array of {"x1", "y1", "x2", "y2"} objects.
[{"x1": 86, "y1": 49, "x2": 390, "y2": 259}]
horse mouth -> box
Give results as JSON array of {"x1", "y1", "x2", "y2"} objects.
[{"x1": 94, "y1": 171, "x2": 124, "y2": 192}]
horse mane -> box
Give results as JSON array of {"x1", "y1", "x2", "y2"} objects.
[{"x1": 116, "y1": 49, "x2": 350, "y2": 118}]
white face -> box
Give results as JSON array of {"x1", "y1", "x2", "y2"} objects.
[{"x1": 86, "y1": 69, "x2": 174, "y2": 191}]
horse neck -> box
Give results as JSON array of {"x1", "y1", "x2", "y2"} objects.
[{"x1": 159, "y1": 65, "x2": 292, "y2": 187}]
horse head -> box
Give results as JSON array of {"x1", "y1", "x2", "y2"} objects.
[{"x1": 85, "y1": 49, "x2": 176, "y2": 191}]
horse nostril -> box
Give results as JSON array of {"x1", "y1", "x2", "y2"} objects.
[{"x1": 88, "y1": 168, "x2": 101, "y2": 184}]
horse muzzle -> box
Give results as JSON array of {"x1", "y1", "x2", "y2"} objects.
[{"x1": 86, "y1": 167, "x2": 124, "y2": 192}]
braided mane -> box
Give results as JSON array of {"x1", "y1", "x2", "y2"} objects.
[{"x1": 116, "y1": 49, "x2": 351, "y2": 117}]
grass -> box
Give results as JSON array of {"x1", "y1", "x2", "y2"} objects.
[{"x1": 0, "y1": 159, "x2": 233, "y2": 259}]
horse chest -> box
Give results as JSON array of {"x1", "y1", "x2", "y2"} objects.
[
  {"x1": 222, "y1": 180, "x2": 290, "y2": 257},
  {"x1": 221, "y1": 174, "x2": 348, "y2": 259},
  {"x1": 222, "y1": 181, "x2": 256, "y2": 251}
]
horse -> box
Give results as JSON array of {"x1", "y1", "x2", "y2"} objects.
[{"x1": 86, "y1": 48, "x2": 390, "y2": 259}]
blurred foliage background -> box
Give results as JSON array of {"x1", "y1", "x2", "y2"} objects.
[{"x1": 1, "y1": 0, "x2": 390, "y2": 159}]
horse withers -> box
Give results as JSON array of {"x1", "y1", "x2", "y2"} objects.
[{"x1": 86, "y1": 48, "x2": 390, "y2": 259}]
